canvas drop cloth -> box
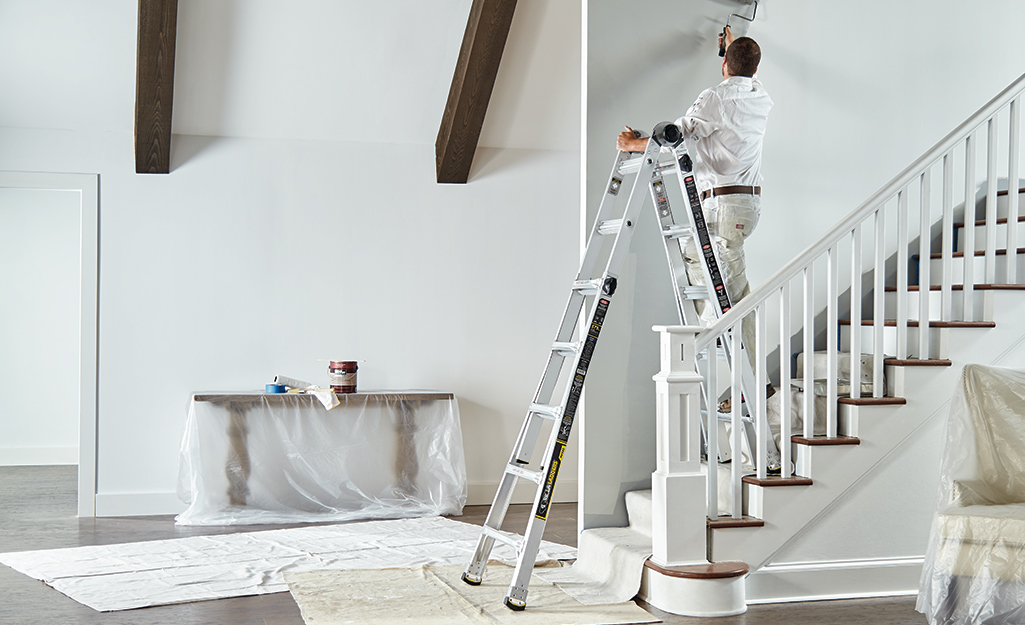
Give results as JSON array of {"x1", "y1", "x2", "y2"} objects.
[
  {"x1": 285, "y1": 564, "x2": 659, "y2": 625},
  {"x1": 0, "y1": 517, "x2": 575, "y2": 612}
]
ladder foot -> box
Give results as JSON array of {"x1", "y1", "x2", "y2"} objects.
[
  {"x1": 462, "y1": 572, "x2": 482, "y2": 586},
  {"x1": 504, "y1": 597, "x2": 526, "y2": 611}
]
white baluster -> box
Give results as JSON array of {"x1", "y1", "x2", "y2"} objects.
[
  {"x1": 897, "y1": 188, "x2": 909, "y2": 359},
  {"x1": 873, "y1": 208, "x2": 885, "y2": 397},
  {"x1": 730, "y1": 325, "x2": 743, "y2": 519},
  {"x1": 941, "y1": 151, "x2": 954, "y2": 320},
  {"x1": 779, "y1": 282, "x2": 792, "y2": 477},
  {"x1": 755, "y1": 304, "x2": 767, "y2": 479},
  {"x1": 850, "y1": 225, "x2": 863, "y2": 400},
  {"x1": 1007, "y1": 97, "x2": 1020, "y2": 283},
  {"x1": 706, "y1": 342, "x2": 719, "y2": 521},
  {"x1": 803, "y1": 265, "x2": 815, "y2": 439},
  {"x1": 826, "y1": 245, "x2": 838, "y2": 437},
  {"x1": 986, "y1": 117, "x2": 998, "y2": 284},
  {"x1": 963, "y1": 133, "x2": 977, "y2": 320},
  {"x1": 919, "y1": 169, "x2": 932, "y2": 359}
]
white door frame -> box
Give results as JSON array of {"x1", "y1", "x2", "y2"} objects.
[{"x1": 0, "y1": 172, "x2": 99, "y2": 517}]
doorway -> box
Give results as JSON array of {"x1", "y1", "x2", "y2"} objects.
[{"x1": 0, "y1": 173, "x2": 98, "y2": 516}]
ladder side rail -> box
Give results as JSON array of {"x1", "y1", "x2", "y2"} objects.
[
  {"x1": 519, "y1": 150, "x2": 653, "y2": 462},
  {"x1": 985, "y1": 117, "x2": 998, "y2": 284},
  {"x1": 941, "y1": 151, "x2": 954, "y2": 320},
  {"x1": 850, "y1": 225, "x2": 863, "y2": 400},
  {"x1": 502, "y1": 143, "x2": 661, "y2": 610},
  {"x1": 918, "y1": 168, "x2": 932, "y2": 359},
  {"x1": 873, "y1": 207, "x2": 885, "y2": 397},
  {"x1": 1007, "y1": 96, "x2": 1020, "y2": 283},
  {"x1": 963, "y1": 133, "x2": 977, "y2": 320},
  {"x1": 667, "y1": 147, "x2": 780, "y2": 471}
]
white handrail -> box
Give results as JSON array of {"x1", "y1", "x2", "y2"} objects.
[{"x1": 695, "y1": 71, "x2": 1025, "y2": 350}]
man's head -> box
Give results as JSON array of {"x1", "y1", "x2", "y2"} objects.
[{"x1": 723, "y1": 36, "x2": 760, "y2": 78}]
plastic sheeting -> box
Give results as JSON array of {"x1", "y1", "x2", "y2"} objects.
[
  {"x1": 176, "y1": 391, "x2": 466, "y2": 525},
  {"x1": 918, "y1": 365, "x2": 1025, "y2": 625}
]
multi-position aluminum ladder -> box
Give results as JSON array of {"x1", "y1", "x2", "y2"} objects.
[{"x1": 461, "y1": 122, "x2": 779, "y2": 611}]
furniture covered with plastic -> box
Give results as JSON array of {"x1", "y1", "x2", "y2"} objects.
[
  {"x1": 918, "y1": 365, "x2": 1025, "y2": 624},
  {"x1": 176, "y1": 391, "x2": 466, "y2": 525}
]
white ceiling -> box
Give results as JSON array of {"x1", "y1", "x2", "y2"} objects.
[{"x1": 0, "y1": 0, "x2": 580, "y2": 151}]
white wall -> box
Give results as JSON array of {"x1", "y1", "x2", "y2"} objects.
[
  {"x1": 582, "y1": 0, "x2": 1025, "y2": 529},
  {"x1": 0, "y1": 188, "x2": 80, "y2": 465},
  {"x1": 0, "y1": 0, "x2": 582, "y2": 514}
]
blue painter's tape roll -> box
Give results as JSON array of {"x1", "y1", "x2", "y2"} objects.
[{"x1": 265, "y1": 383, "x2": 287, "y2": 394}]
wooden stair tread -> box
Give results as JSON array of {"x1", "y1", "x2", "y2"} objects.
[
  {"x1": 839, "y1": 319, "x2": 995, "y2": 328},
  {"x1": 954, "y1": 214, "x2": 1025, "y2": 228},
  {"x1": 885, "y1": 284, "x2": 1025, "y2": 291},
  {"x1": 792, "y1": 435, "x2": 860, "y2": 446},
  {"x1": 922, "y1": 247, "x2": 1025, "y2": 260},
  {"x1": 742, "y1": 475, "x2": 813, "y2": 487},
  {"x1": 884, "y1": 358, "x2": 952, "y2": 366},
  {"x1": 643, "y1": 559, "x2": 749, "y2": 579},
  {"x1": 707, "y1": 515, "x2": 764, "y2": 529},
  {"x1": 838, "y1": 396, "x2": 906, "y2": 405}
]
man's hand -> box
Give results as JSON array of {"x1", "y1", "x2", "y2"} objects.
[
  {"x1": 616, "y1": 126, "x2": 648, "y2": 153},
  {"x1": 718, "y1": 25, "x2": 735, "y2": 54}
]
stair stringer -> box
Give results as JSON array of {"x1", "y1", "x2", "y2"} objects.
[{"x1": 709, "y1": 291, "x2": 1025, "y2": 596}]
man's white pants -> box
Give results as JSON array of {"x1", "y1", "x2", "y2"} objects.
[{"x1": 683, "y1": 193, "x2": 761, "y2": 361}]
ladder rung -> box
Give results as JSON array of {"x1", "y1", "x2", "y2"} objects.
[
  {"x1": 505, "y1": 463, "x2": 543, "y2": 484},
  {"x1": 482, "y1": 525, "x2": 522, "y2": 550},
  {"x1": 617, "y1": 155, "x2": 645, "y2": 175},
  {"x1": 551, "y1": 341, "x2": 580, "y2": 355},
  {"x1": 662, "y1": 224, "x2": 692, "y2": 240},
  {"x1": 681, "y1": 285, "x2": 708, "y2": 300},
  {"x1": 529, "y1": 403, "x2": 562, "y2": 420},
  {"x1": 572, "y1": 279, "x2": 601, "y2": 295},
  {"x1": 597, "y1": 219, "x2": 623, "y2": 236}
]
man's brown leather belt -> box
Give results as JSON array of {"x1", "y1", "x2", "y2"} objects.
[{"x1": 700, "y1": 185, "x2": 761, "y2": 200}]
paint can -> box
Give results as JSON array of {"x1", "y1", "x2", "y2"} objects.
[{"x1": 328, "y1": 361, "x2": 358, "y2": 393}]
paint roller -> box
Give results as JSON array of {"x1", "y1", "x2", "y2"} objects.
[{"x1": 718, "y1": 0, "x2": 758, "y2": 57}]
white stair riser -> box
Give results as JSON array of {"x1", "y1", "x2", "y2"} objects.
[
  {"x1": 839, "y1": 324, "x2": 949, "y2": 359},
  {"x1": 883, "y1": 289, "x2": 993, "y2": 321},
  {"x1": 957, "y1": 221, "x2": 1024, "y2": 253},
  {"x1": 968, "y1": 190, "x2": 1025, "y2": 222},
  {"x1": 924, "y1": 253, "x2": 1025, "y2": 285}
]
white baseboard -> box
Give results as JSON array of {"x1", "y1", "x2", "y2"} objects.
[
  {"x1": 0, "y1": 446, "x2": 78, "y2": 466},
  {"x1": 91, "y1": 481, "x2": 578, "y2": 518},
  {"x1": 746, "y1": 557, "x2": 923, "y2": 604},
  {"x1": 95, "y1": 492, "x2": 187, "y2": 517},
  {"x1": 466, "y1": 479, "x2": 578, "y2": 506}
]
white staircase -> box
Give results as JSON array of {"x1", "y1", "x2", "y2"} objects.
[{"x1": 622, "y1": 73, "x2": 1025, "y2": 615}]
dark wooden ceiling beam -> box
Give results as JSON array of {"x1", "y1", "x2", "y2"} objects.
[
  {"x1": 135, "y1": 0, "x2": 178, "y2": 174},
  {"x1": 436, "y1": 0, "x2": 517, "y2": 184}
]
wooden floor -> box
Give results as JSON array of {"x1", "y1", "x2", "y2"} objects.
[{"x1": 0, "y1": 466, "x2": 926, "y2": 624}]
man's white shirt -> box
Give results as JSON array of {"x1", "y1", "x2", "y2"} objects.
[{"x1": 675, "y1": 75, "x2": 772, "y2": 194}]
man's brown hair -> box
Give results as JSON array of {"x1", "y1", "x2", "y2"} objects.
[{"x1": 726, "y1": 37, "x2": 760, "y2": 77}]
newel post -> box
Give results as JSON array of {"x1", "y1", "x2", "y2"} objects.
[{"x1": 651, "y1": 325, "x2": 707, "y2": 566}]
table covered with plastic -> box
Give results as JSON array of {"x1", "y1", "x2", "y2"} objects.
[
  {"x1": 918, "y1": 365, "x2": 1025, "y2": 624},
  {"x1": 176, "y1": 391, "x2": 466, "y2": 526}
]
